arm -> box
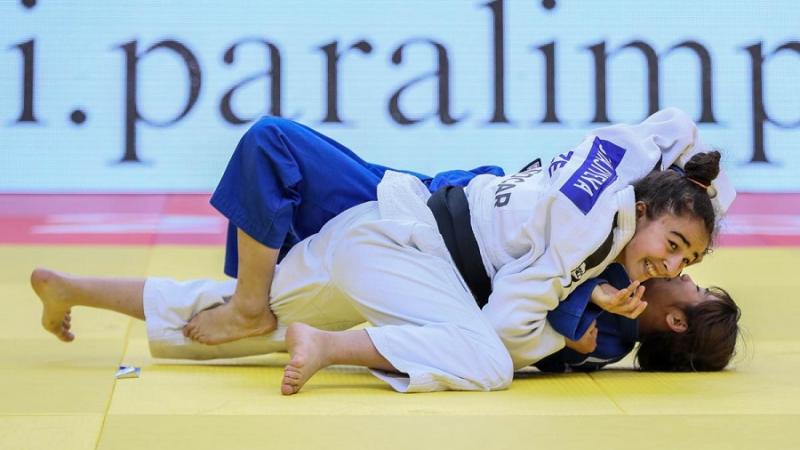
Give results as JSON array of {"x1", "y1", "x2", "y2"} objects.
[
  {"x1": 547, "y1": 278, "x2": 604, "y2": 341},
  {"x1": 483, "y1": 109, "x2": 712, "y2": 369},
  {"x1": 482, "y1": 188, "x2": 629, "y2": 369},
  {"x1": 563, "y1": 320, "x2": 599, "y2": 354},
  {"x1": 586, "y1": 107, "x2": 735, "y2": 213}
]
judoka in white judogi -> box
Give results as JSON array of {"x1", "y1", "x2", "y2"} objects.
[{"x1": 143, "y1": 108, "x2": 735, "y2": 392}]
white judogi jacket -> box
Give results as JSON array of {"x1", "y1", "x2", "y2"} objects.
[{"x1": 378, "y1": 107, "x2": 735, "y2": 370}]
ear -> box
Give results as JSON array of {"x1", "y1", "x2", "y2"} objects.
[
  {"x1": 635, "y1": 201, "x2": 647, "y2": 220},
  {"x1": 665, "y1": 309, "x2": 689, "y2": 333}
]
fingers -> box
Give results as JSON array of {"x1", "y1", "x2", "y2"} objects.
[
  {"x1": 586, "y1": 325, "x2": 598, "y2": 353},
  {"x1": 565, "y1": 320, "x2": 600, "y2": 354},
  {"x1": 616, "y1": 281, "x2": 641, "y2": 302},
  {"x1": 595, "y1": 281, "x2": 638, "y2": 310},
  {"x1": 620, "y1": 284, "x2": 647, "y2": 318},
  {"x1": 626, "y1": 284, "x2": 648, "y2": 318},
  {"x1": 627, "y1": 300, "x2": 648, "y2": 319},
  {"x1": 615, "y1": 298, "x2": 647, "y2": 319},
  {"x1": 605, "y1": 283, "x2": 647, "y2": 319}
]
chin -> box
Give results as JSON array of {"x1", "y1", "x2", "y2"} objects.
[{"x1": 629, "y1": 268, "x2": 649, "y2": 282}]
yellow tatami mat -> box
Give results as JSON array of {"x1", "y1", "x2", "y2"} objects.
[{"x1": 2, "y1": 245, "x2": 799, "y2": 450}]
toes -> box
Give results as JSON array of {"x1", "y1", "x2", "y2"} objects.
[
  {"x1": 281, "y1": 382, "x2": 297, "y2": 395},
  {"x1": 58, "y1": 329, "x2": 74, "y2": 342},
  {"x1": 184, "y1": 324, "x2": 202, "y2": 340},
  {"x1": 283, "y1": 369, "x2": 302, "y2": 381},
  {"x1": 189, "y1": 329, "x2": 211, "y2": 344},
  {"x1": 281, "y1": 371, "x2": 301, "y2": 395}
]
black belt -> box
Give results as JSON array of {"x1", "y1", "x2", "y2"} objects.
[{"x1": 427, "y1": 186, "x2": 492, "y2": 307}]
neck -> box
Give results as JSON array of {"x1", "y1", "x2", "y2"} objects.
[{"x1": 636, "y1": 308, "x2": 660, "y2": 336}]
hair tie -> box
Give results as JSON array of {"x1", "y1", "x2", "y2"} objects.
[
  {"x1": 669, "y1": 165, "x2": 715, "y2": 196},
  {"x1": 686, "y1": 177, "x2": 709, "y2": 190}
]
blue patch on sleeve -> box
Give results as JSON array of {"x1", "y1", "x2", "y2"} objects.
[{"x1": 559, "y1": 137, "x2": 626, "y2": 214}]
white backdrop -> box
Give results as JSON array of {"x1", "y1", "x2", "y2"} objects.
[{"x1": 1, "y1": 0, "x2": 798, "y2": 192}]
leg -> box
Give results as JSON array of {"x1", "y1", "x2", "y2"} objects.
[
  {"x1": 191, "y1": 117, "x2": 386, "y2": 344},
  {"x1": 285, "y1": 217, "x2": 514, "y2": 393},
  {"x1": 30, "y1": 268, "x2": 145, "y2": 342},
  {"x1": 147, "y1": 205, "x2": 378, "y2": 360},
  {"x1": 281, "y1": 323, "x2": 395, "y2": 395},
  {"x1": 183, "y1": 229, "x2": 278, "y2": 344}
]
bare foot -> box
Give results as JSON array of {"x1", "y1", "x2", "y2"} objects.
[
  {"x1": 281, "y1": 323, "x2": 331, "y2": 395},
  {"x1": 30, "y1": 268, "x2": 75, "y2": 342},
  {"x1": 183, "y1": 299, "x2": 277, "y2": 345}
]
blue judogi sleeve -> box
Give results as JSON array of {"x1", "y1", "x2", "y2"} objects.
[
  {"x1": 548, "y1": 263, "x2": 631, "y2": 340},
  {"x1": 210, "y1": 116, "x2": 504, "y2": 278},
  {"x1": 534, "y1": 264, "x2": 638, "y2": 373},
  {"x1": 547, "y1": 279, "x2": 605, "y2": 341}
]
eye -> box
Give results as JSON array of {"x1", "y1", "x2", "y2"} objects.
[{"x1": 668, "y1": 240, "x2": 678, "y2": 251}]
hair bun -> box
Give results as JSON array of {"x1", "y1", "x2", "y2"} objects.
[{"x1": 684, "y1": 151, "x2": 721, "y2": 186}]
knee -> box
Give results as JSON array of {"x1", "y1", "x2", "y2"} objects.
[
  {"x1": 243, "y1": 116, "x2": 300, "y2": 145},
  {"x1": 488, "y1": 352, "x2": 514, "y2": 390},
  {"x1": 470, "y1": 340, "x2": 514, "y2": 391},
  {"x1": 231, "y1": 117, "x2": 303, "y2": 183}
]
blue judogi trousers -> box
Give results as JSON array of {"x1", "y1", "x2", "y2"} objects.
[{"x1": 210, "y1": 117, "x2": 505, "y2": 278}]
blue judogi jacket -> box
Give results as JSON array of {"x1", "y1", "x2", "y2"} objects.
[{"x1": 535, "y1": 263, "x2": 640, "y2": 372}]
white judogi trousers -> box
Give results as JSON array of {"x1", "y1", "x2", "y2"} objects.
[{"x1": 143, "y1": 202, "x2": 513, "y2": 393}]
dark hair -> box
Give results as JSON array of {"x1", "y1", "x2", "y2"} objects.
[
  {"x1": 635, "y1": 286, "x2": 741, "y2": 371},
  {"x1": 633, "y1": 151, "x2": 722, "y2": 241}
]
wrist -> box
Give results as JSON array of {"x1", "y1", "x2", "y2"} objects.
[{"x1": 590, "y1": 282, "x2": 609, "y2": 304}]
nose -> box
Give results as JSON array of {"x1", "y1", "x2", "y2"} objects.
[
  {"x1": 680, "y1": 273, "x2": 693, "y2": 283},
  {"x1": 664, "y1": 255, "x2": 685, "y2": 278}
]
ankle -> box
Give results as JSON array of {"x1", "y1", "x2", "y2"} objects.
[
  {"x1": 324, "y1": 330, "x2": 361, "y2": 367},
  {"x1": 318, "y1": 332, "x2": 336, "y2": 368},
  {"x1": 229, "y1": 294, "x2": 270, "y2": 318}
]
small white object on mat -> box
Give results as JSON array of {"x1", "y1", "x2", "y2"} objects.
[{"x1": 115, "y1": 366, "x2": 141, "y2": 379}]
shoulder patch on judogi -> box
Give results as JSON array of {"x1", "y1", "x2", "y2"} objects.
[{"x1": 560, "y1": 138, "x2": 626, "y2": 214}]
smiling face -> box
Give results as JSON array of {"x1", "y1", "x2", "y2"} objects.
[{"x1": 616, "y1": 202, "x2": 709, "y2": 282}]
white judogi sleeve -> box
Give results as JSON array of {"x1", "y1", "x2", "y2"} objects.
[
  {"x1": 476, "y1": 184, "x2": 637, "y2": 369},
  {"x1": 469, "y1": 107, "x2": 735, "y2": 369},
  {"x1": 589, "y1": 107, "x2": 735, "y2": 213}
]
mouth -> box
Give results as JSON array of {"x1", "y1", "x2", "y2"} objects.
[{"x1": 644, "y1": 260, "x2": 660, "y2": 279}]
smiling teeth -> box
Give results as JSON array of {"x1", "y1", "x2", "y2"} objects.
[{"x1": 645, "y1": 260, "x2": 659, "y2": 277}]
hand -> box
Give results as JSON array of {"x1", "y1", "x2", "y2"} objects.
[
  {"x1": 590, "y1": 281, "x2": 647, "y2": 319},
  {"x1": 564, "y1": 320, "x2": 598, "y2": 354}
]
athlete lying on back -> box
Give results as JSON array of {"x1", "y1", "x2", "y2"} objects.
[{"x1": 542, "y1": 264, "x2": 739, "y2": 373}]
